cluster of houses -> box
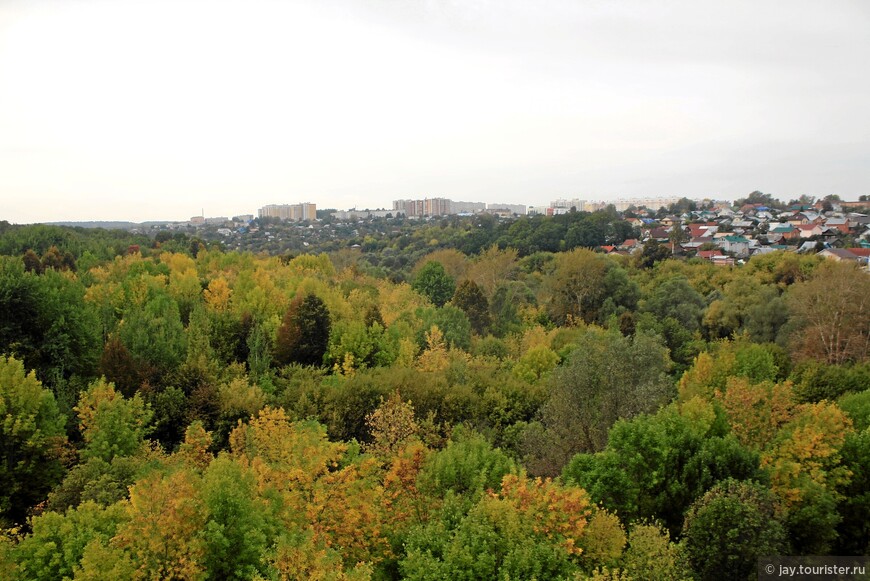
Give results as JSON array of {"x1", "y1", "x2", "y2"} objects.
[{"x1": 600, "y1": 201, "x2": 870, "y2": 268}]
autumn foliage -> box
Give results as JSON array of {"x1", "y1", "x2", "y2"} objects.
[{"x1": 0, "y1": 227, "x2": 868, "y2": 578}]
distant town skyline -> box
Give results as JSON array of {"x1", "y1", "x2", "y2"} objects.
[
  {"x1": 2, "y1": 190, "x2": 862, "y2": 226},
  {"x1": 2, "y1": 0, "x2": 869, "y2": 224}
]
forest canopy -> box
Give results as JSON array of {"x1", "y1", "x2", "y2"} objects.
[{"x1": 0, "y1": 219, "x2": 868, "y2": 580}]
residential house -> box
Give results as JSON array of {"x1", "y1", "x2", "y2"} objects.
[
  {"x1": 617, "y1": 239, "x2": 639, "y2": 252},
  {"x1": 796, "y1": 224, "x2": 824, "y2": 238},
  {"x1": 682, "y1": 236, "x2": 714, "y2": 252},
  {"x1": 646, "y1": 227, "x2": 671, "y2": 242},
  {"x1": 687, "y1": 222, "x2": 718, "y2": 238},
  {"x1": 848, "y1": 214, "x2": 870, "y2": 230},
  {"x1": 695, "y1": 249, "x2": 736, "y2": 266},
  {"x1": 766, "y1": 232, "x2": 785, "y2": 245},
  {"x1": 769, "y1": 224, "x2": 800, "y2": 240},
  {"x1": 697, "y1": 249, "x2": 722, "y2": 260},
  {"x1": 719, "y1": 235, "x2": 751, "y2": 257},
  {"x1": 787, "y1": 214, "x2": 809, "y2": 226},
  {"x1": 824, "y1": 217, "x2": 849, "y2": 233},
  {"x1": 818, "y1": 248, "x2": 870, "y2": 265}
]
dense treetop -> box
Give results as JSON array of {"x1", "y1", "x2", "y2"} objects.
[{"x1": 0, "y1": 216, "x2": 868, "y2": 579}]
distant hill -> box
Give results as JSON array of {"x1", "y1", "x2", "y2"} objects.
[{"x1": 43, "y1": 221, "x2": 180, "y2": 230}]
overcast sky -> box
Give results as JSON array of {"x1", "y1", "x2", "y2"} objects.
[{"x1": 1, "y1": 0, "x2": 869, "y2": 223}]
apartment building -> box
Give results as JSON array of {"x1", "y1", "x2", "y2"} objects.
[{"x1": 258, "y1": 203, "x2": 316, "y2": 221}]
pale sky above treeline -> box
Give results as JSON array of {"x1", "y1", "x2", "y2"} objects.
[{"x1": 1, "y1": 0, "x2": 868, "y2": 223}]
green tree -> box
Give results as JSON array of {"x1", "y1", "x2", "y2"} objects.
[
  {"x1": 119, "y1": 294, "x2": 187, "y2": 376},
  {"x1": 565, "y1": 220, "x2": 605, "y2": 249},
  {"x1": 563, "y1": 401, "x2": 761, "y2": 536},
  {"x1": 418, "y1": 306, "x2": 472, "y2": 352},
  {"x1": 209, "y1": 310, "x2": 252, "y2": 367},
  {"x1": 529, "y1": 328, "x2": 672, "y2": 474},
  {"x1": 13, "y1": 501, "x2": 127, "y2": 580},
  {"x1": 185, "y1": 304, "x2": 215, "y2": 369},
  {"x1": 736, "y1": 190, "x2": 778, "y2": 208},
  {"x1": 402, "y1": 474, "x2": 601, "y2": 580},
  {"x1": 703, "y1": 277, "x2": 788, "y2": 342},
  {"x1": 0, "y1": 356, "x2": 67, "y2": 525},
  {"x1": 636, "y1": 239, "x2": 672, "y2": 269},
  {"x1": 621, "y1": 523, "x2": 691, "y2": 581},
  {"x1": 834, "y1": 426, "x2": 870, "y2": 555},
  {"x1": 545, "y1": 248, "x2": 609, "y2": 324},
  {"x1": 45, "y1": 455, "x2": 145, "y2": 513},
  {"x1": 529, "y1": 219, "x2": 565, "y2": 253},
  {"x1": 451, "y1": 280, "x2": 491, "y2": 335},
  {"x1": 412, "y1": 261, "x2": 456, "y2": 308},
  {"x1": 791, "y1": 362, "x2": 870, "y2": 403},
  {"x1": 668, "y1": 224, "x2": 689, "y2": 254},
  {"x1": 200, "y1": 456, "x2": 271, "y2": 580},
  {"x1": 246, "y1": 321, "x2": 273, "y2": 379},
  {"x1": 489, "y1": 281, "x2": 534, "y2": 337},
  {"x1": 328, "y1": 320, "x2": 379, "y2": 371},
  {"x1": 363, "y1": 304, "x2": 386, "y2": 330},
  {"x1": 512, "y1": 345, "x2": 560, "y2": 384},
  {"x1": 642, "y1": 275, "x2": 706, "y2": 332},
  {"x1": 401, "y1": 496, "x2": 578, "y2": 580},
  {"x1": 418, "y1": 428, "x2": 516, "y2": 498},
  {"x1": 743, "y1": 292, "x2": 789, "y2": 344},
  {"x1": 275, "y1": 294, "x2": 332, "y2": 367},
  {"x1": 681, "y1": 479, "x2": 786, "y2": 581},
  {"x1": 598, "y1": 264, "x2": 640, "y2": 321},
  {"x1": 0, "y1": 258, "x2": 100, "y2": 389},
  {"x1": 75, "y1": 378, "x2": 153, "y2": 463},
  {"x1": 143, "y1": 384, "x2": 188, "y2": 450}
]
